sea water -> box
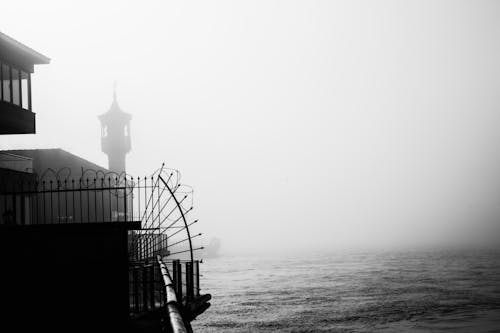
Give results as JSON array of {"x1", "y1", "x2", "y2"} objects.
[{"x1": 191, "y1": 249, "x2": 500, "y2": 332}]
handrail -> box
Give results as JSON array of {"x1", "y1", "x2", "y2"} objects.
[{"x1": 157, "y1": 255, "x2": 188, "y2": 333}]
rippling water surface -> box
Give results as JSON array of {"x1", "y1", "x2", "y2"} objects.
[{"x1": 191, "y1": 250, "x2": 500, "y2": 332}]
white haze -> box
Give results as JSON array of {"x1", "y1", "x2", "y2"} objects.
[{"x1": 2, "y1": 0, "x2": 500, "y2": 254}]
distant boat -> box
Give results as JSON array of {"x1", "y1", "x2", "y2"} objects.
[{"x1": 204, "y1": 237, "x2": 221, "y2": 258}]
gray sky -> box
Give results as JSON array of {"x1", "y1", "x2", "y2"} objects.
[{"x1": 2, "y1": 0, "x2": 500, "y2": 254}]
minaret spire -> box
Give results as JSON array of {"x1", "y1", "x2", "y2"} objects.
[{"x1": 113, "y1": 81, "x2": 117, "y2": 102}]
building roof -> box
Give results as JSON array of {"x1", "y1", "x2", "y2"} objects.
[
  {"x1": 0, "y1": 31, "x2": 50, "y2": 73},
  {"x1": 0, "y1": 152, "x2": 33, "y2": 173},
  {"x1": 0, "y1": 149, "x2": 109, "y2": 178},
  {"x1": 0, "y1": 31, "x2": 50, "y2": 64}
]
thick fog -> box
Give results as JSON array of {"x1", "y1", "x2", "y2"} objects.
[{"x1": 2, "y1": 0, "x2": 500, "y2": 254}]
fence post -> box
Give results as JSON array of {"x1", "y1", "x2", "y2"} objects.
[
  {"x1": 142, "y1": 264, "x2": 148, "y2": 311},
  {"x1": 133, "y1": 266, "x2": 140, "y2": 313},
  {"x1": 124, "y1": 185, "x2": 127, "y2": 222},
  {"x1": 186, "y1": 261, "x2": 194, "y2": 302},
  {"x1": 174, "y1": 260, "x2": 182, "y2": 302},
  {"x1": 149, "y1": 264, "x2": 155, "y2": 309},
  {"x1": 194, "y1": 260, "x2": 200, "y2": 297}
]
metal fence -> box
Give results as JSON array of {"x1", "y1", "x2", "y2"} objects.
[
  {"x1": 129, "y1": 259, "x2": 201, "y2": 315},
  {"x1": 0, "y1": 177, "x2": 133, "y2": 225},
  {"x1": 1, "y1": 166, "x2": 205, "y2": 325}
]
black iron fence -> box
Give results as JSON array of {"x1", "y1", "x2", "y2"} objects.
[
  {"x1": 129, "y1": 262, "x2": 164, "y2": 313},
  {"x1": 0, "y1": 169, "x2": 198, "y2": 263},
  {"x1": 129, "y1": 259, "x2": 201, "y2": 315},
  {"x1": 0, "y1": 168, "x2": 205, "y2": 323},
  {"x1": 0, "y1": 177, "x2": 133, "y2": 225}
]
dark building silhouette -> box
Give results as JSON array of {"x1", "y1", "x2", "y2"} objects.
[
  {"x1": 0, "y1": 32, "x2": 139, "y2": 332},
  {"x1": 99, "y1": 89, "x2": 131, "y2": 173},
  {"x1": 0, "y1": 32, "x2": 49, "y2": 224},
  {"x1": 0, "y1": 31, "x2": 50, "y2": 134},
  {"x1": 0, "y1": 149, "x2": 127, "y2": 225}
]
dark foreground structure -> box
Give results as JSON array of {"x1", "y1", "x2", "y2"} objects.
[
  {"x1": 0, "y1": 222, "x2": 137, "y2": 331},
  {"x1": 0, "y1": 32, "x2": 209, "y2": 332}
]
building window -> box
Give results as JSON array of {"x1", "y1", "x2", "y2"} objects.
[
  {"x1": 2, "y1": 63, "x2": 11, "y2": 103},
  {"x1": 0, "y1": 63, "x2": 31, "y2": 110},
  {"x1": 11, "y1": 68, "x2": 20, "y2": 106},
  {"x1": 21, "y1": 71, "x2": 30, "y2": 110}
]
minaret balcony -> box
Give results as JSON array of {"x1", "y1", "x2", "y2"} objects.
[{"x1": 101, "y1": 135, "x2": 131, "y2": 154}]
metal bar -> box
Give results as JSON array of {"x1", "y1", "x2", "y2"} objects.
[
  {"x1": 142, "y1": 183, "x2": 180, "y2": 231},
  {"x1": 175, "y1": 260, "x2": 182, "y2": 302},
  {"x1": 166, "y1": 220, "x2": 199, "y2": 240},
  {"x1": 130, "y1": 177, "x2": 134, "y2": 221},
  {"x1": 114, "y1": 177, "x2": 118, "y2": 221},
  {"x1": 133, "y1": 267, "x2": 139, "y2": 312},
  {"x1": 79, "y1": 179, "x2": 83, "y2": 223},
  {"x1": 157, "y1": 256, "x2": 188, "y2": 333},
  {"x1": 186, "y1": 262, "x2": 193, "y2": 302},
  {"x1": 94, "y1": 178, "x2": 97, "y2": 222},
  {"x1": 143, "y1": 264, "x2": 148, "y2": 311},
  {"x1": 124, "y1": 180, "x2": 128, "y2": 223},
  {"x1": 195, "y1": 260, "x2": 200, "y2": 297},
  {"x1": 64, "y1": 180, "x2": 68, "y2": 223},
  {"x1": 50, "y1": 181, "x2": 53, "y2": 223},
  {"x1": 57, "y1": 180, "x2": 61, "y2": 223},
  {"x1": 167, "y1": 233, "x2": 202, "y2": 249},
  {"x1": 140, "y1": 177, "x2": 156, "y2": 223},
  {"x1": 108, "y1": 178, "x2": 112, "y2": 222},
  {"x1": 166, "y1": 247, "x2": 204, "y2": 257},
  {"x1": 101, "y1": 179, "x2": 105, "y2": 222},
  {"x1": 143, "y1": 172, "x2": 174, "y2": 229},
  {"x1": 137, "y1": 177, "x2": 141, "y2": 223},
  {"x1": 160, "y1": 204, "x2": 192, "y2": 232},
  {"x1": 172, "y1": 259, "x2": 179, "y2": 297},
  {"x1": 149, "y1": 264, "x2": 155, "y2": 309},
  {"x1": 72, "y1": 180, "x2": 75, "y2": 223},
  {"x1": 86, "y1": 179, "x2": 90, "y2": 223}
]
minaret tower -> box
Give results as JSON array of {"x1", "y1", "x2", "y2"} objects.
[{"x1": 98, "y1": 85, "x2": 131, "y2": 173}]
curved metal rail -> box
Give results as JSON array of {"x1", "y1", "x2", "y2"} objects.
[
  {"x1": 159, "y1": 174, "x2": 194, "y2": 264},
  {"x1": 157, "y1": 255, "x2": 189, "y2": 333},
  {"x1": 129, "y1": 165, "x2": 201, "y2": 265}
]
